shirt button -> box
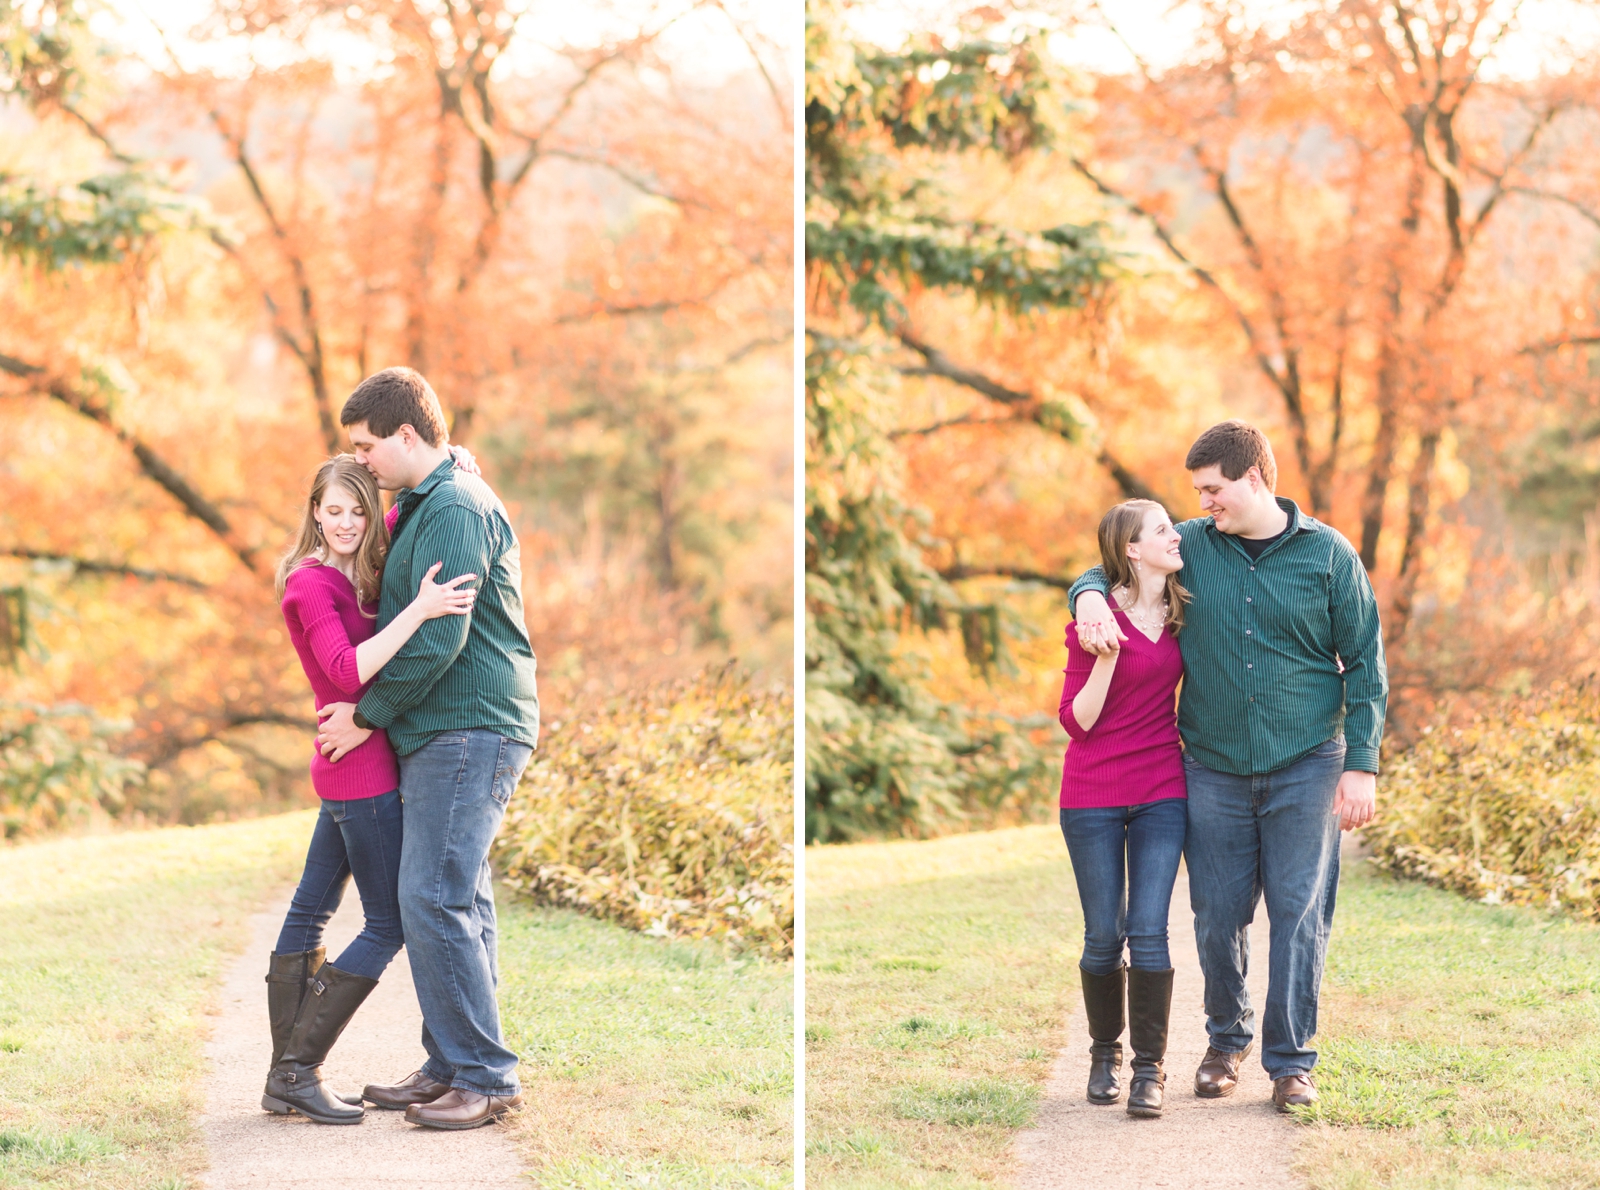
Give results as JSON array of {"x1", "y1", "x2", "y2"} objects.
[
  {"x1": 1249, "y1": 696, "x2": 1255, "y2": 702},
  {"x1": 1246, "y1": 597, "x2": 1253, "y2": 603},
  {"x1": 1246, "y1": 630, "x2": 1252, "y2": 635},
  {"x1": 1247, "y1": 663, "x2": 1253, "y2": 669},
  {"x1": 1250, "y1": 566, "x2": 1256, "y2": 571}
]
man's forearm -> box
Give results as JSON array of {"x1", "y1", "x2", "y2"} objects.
[{"x1": 1068, "y1": 566, "x2": 1110, "y2": 618}]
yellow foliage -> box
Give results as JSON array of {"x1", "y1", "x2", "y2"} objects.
[
  {"x1": 493, "y1": 666, "x2": 794, "y2": 959},
  {"x1": 1366, "y1": 683, "x2": 1600, "y2": 919}
]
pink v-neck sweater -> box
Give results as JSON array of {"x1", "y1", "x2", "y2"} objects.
[
  {"x1": 1058, "y1": 607, "x2": 1186, "y2": 808},
  {"x1": 281, "y1": 562, "x2": 400, "y2": 800}
]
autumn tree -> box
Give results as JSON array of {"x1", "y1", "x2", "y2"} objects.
[
  {"x1": 805, "y1": 0, "x2": 1117, "y2": 841},
  {"x1": 1, "y1": 0, "x2": 791, "y2": 829}
]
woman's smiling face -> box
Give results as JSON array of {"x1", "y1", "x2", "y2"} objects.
[
  {"x1": 314, "y1": 484, "x2": 370, "y2": 559},
  {"x1": 1130, "y1": 506, "x2": 1183, "y2": 576}
]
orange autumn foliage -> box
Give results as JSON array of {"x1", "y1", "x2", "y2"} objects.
[{"x1": 0, "y1": 0, "x2": 791, "y2": 828}]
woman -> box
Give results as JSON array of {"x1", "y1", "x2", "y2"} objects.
[
  {"x1": 1058, "y1": 498, "x2": 1189, "y2": 1118},
  {"x1": 264, "y1": 454, "x2": 477, "y2": 1125}
]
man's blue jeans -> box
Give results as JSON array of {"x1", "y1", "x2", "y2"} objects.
[
  {"x1": 1059, "y1": 799, "x2": 1188, "y2": 974},
  {"x1": 399, "y1": 729, "x2": 532, "y2": 1097},
  {"x1": 1183, "y1": 738, "x2": 1345, "y2": 1080}
]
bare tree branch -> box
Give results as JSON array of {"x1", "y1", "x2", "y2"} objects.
[
  {"x1": 888, "y1": 411, "x2": 1026, "y2": 438},
  {"x1": 1518, "y1": 332, "x2": 1600, "y2": 355},
  {"x1": 209, "y1": 109, "x2": 337, "y2": 453},
  {"x1": 939, "y1": 564, "x2": 1073, "y2": 592},
  {"x1": 893, "y1": 330, "x2": 1162, "y2": 501},
  {"x1": 0, "y1": 353, "x2": 260, "y2": 572},
  {"x1": 144, "y1": 712, "x2": 319, "y2": 767},
  {"x1": 1506, "y1": 184, "x2": 1600, "y2": 231},
  {"x1": 1071, "y1": 157, "x2": 1294, "y2": 405},
  {"x1": 709, "y1": 0, "x2": 789, "y2": 122},
  {"x1": 0, "y1": 550, "x2": 208, "y2": 588}
]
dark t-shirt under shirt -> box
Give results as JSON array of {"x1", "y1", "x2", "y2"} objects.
[{"x1": 1236, "y1": 525, "x2": 1291, "y2": 560}]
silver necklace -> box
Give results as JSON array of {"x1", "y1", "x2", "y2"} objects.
[{"x1": 1116, "y1": 588, "x2": 1167, "y2": 634}]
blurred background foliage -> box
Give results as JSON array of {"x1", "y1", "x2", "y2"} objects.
[
  {"x1": 805, "y1": 0, "x2": 1600, "y2": 851},
  {"x1": 0, "y1": 0, "x2": 792, "y2": 835}
]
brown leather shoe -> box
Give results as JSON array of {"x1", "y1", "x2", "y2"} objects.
[
  {"x1": 363, "y1": 1070, "x2": 453, "y2": 1111},
  {"x1": 405, "y1": 1088, "x2": 523, "y2": 1130},
  {"x1": 1272, "y1": 1074, "x2": 1317, "y2": 1111},
  {"x1": 1194, "y1": 1044, "x2": 1251, "y2": 1098}
]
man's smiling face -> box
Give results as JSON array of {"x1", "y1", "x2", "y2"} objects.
[{"x1": 1191, "y1": 464, "x2": 1262, "y2": 535}]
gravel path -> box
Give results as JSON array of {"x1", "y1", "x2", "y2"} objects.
[
  {"x1": 200, "y1": 886, "x2": 528, "y2": 1189},
  {"x1": 1012, "y1": 862, "x2": 1303, "y2": 1190}
]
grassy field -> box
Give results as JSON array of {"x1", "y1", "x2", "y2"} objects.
[
  {"x1": 1298, "y1": 865, "x2": 1600, "y2": 1189},
  {"x1": 498, "y1": 904, "x2": 793, "y2": 1189},
  {"x1": 0, "y1": 812, "x2": 792, "y2": 1190},
  {"x1": 804, "y1": 827, "x2": 1077, "y2": 1188},
  {"x1": 0, "y1": 812, "x2": 314, "y2": 1190},
  {"x1": 806, "y1": 825, "x2": 1600, "y2": 1190}
]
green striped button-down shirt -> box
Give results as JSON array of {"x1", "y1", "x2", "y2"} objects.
[
  {"x1": 1069, "y1": 497, "x2": 1387, "y2": 776},
  {"x1": 355, "y1": 457, "x2": 540, "y2": 757}
]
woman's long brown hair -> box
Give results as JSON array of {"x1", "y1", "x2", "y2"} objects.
[
  {"x1": 1096, "y1": 499, "x2": 1191, "y2": 634},
  {"x1": 274, "y1": 455, "x2": 389, "y2": 614}
]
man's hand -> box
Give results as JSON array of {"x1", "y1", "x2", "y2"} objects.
[
  {"x1": 316, "y1": 702, "x2": 372, "y2": 763},
  {"x1": 1073, "y1": 589, "x2": 1127, "y2": 657},
  {"x1": 1333, "y1": 770, "x2": 1376, "y2": 831}
]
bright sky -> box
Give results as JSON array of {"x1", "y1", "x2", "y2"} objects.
[
  {"x1": 101, "y1": 0, "x2": 793, "y2": 86},
  {"x1": 844, "y1": 0, "x2": 1600, "y2": 81}
]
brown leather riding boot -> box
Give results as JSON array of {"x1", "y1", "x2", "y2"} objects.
[
  {"x1": 1125, "y1": 967, "x2": 1173, "y2": 1118},
  {"x1": 1079, "y1": 965, "x2": 1126, "y2": 1104}
]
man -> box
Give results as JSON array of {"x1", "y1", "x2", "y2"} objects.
[
  {"x1": 1070, "y1": 420, "x2": 1386, "y2": 1111},
  {"x1": 317, "y1": 366, "x2": 540, "y2": 1130}
]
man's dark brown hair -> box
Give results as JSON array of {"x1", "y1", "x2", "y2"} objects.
[
  {"x1": 339, "y1": 367, "x2": 448, "y2": 447},
  {"x1": 1184, "y1": 419, "x2": 1277, "y2": 491}
]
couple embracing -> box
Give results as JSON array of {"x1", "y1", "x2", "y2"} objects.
[
  {"x1": 263, "y1": 367, "x2": 539, "y2": 1130},
  {"x1": 1058, "y1": 420, "x2": 1387, "y2": 1117}
]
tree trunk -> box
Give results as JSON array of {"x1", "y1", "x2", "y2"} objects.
[{"x1": 1388, "y1": 427, "x2": 1441, "y2": 645}]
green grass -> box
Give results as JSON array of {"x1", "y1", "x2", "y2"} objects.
[
  {"x1": 1295, "y1": 860, "x2": 1600, "y2": 1189},
  {"x1": 0, "y1": 812, "x2": 792, "y2": 1190},
  {"x1": 804, "y1": 826, "x2": 1076, "y2": 1188},
  {"x1": 495, "y1": 898, "x2": 793, "y2": 1189},
  {"x1": 806, "y1": 824, "x2": 1600, "y2": 1190},
  {"x1": 0, "y1": 812, "x2": 315, "y2": 1189}
]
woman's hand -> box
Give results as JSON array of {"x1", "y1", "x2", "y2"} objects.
[
  {"x1": 411, "y1": 561, "x2": 477, "y2": 621},
  {"x1": 449, "y1": 444, "x2": 482, "y2": 475},
  {"x1": 1074, "y1": 590, "x2": 1126, "y2": 656}
]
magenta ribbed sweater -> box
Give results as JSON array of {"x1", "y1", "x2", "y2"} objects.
[
  {"x1": 1058, "y1": 608, "x2": 1186, "y2": 808},
  {"x1": 281, "y1": 562, "x2": 401, "y2": 800}
]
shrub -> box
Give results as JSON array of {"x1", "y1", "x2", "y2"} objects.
[
  {"x1": 1366, "y1": 682, "x2": 1600, "y2": 919},
  {"x1": 0, "y1": 702, "x2": 145, "y2": 839},
  {"x1": 493, "y1": 665, "x2": 793, "y2": 959}
]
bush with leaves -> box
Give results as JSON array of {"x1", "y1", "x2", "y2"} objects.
[
  {"x1": 493, "y1": 666, "x2": 793, "y2": 959},
  {"x1": 1366, "y1": 682, "x2": 1600, "y2": 919},
  {"x1": 0, "y1": 701, "x2": 145, "y2": 838}
]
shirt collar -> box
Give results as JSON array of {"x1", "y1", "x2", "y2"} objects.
[
  {"x1": 1206, "y1": 495, "x2": 1316, "y2": 551},
  {"x1": 398, "y1": 455, "x2": 456, "y2": 504}
]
